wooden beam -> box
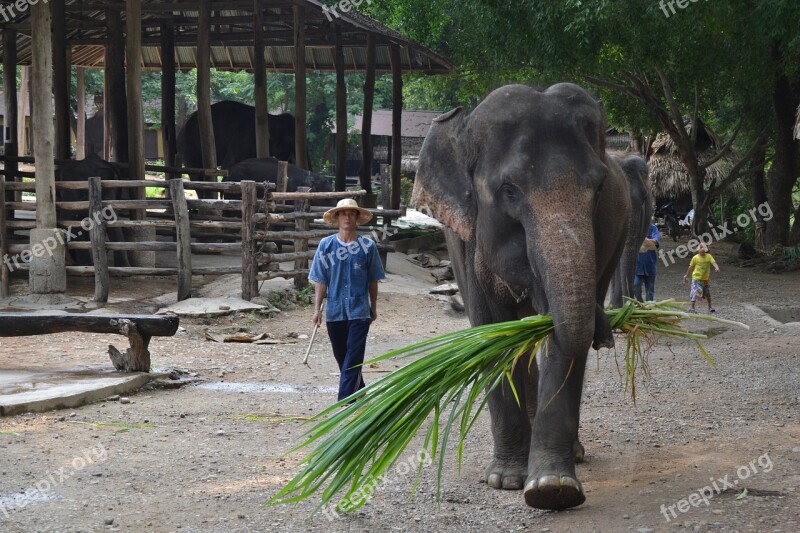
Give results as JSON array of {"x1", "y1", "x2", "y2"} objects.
[
  {"x1": 197, "y1": 0, "x2": 217, "y2": 177},
  {"x1": 253, "y1": 0, "x2": 270, "y2": 158},
  {"x1": 31, "y1": 3, "x2": 57, "y2": 228},
  {"x1": 335, "y1": 27, "x2": 347, "y2": 192},
  {"x1": 293, "y1": 5, "x2": 309, "y2": 170},
  {"x1": 4, "y1": 29, "x2": 19, "y2": 189},
  {"x1": 161, "y1": 23, "x2": 177, "y2": 179},
  {"x1": 126, "y1": 0, "x2": 146, "y2": 220},
  {"x1": 76, "y1": 66, "x2": 86, "y2": 159},
  {"x1": 390, "y1": 43, "x2": 402, "y2": 210},
  {"x1": 106, "y1": 8, "x2": 128, "y2": 163},
  {"x1": 88, "y1": 176, "x2": 109, "y2": 302},
  {"x1": 17, "y1": 66, "x2": 28, "y2": 156},
  {"x1": 359, "y1": 35, "x2": 375, "y2": 194},
  {"x1": 169, "y1": 178, "x2": 193, "y2": 301},
  {"x1": 52, "y1": 0, "x2": 71, "y2": 160}
]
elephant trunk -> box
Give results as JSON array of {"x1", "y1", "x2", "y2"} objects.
[{"x1": 528, "y1": 193, "x2": 597, "y2": 358}]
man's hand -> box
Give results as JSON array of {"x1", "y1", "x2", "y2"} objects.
[
  {"x1": 312, "y1": 309, "x2": 322, "y2": 327},
  {"x1": 370, "y1": 308, "x2": 377, "y2": 323}
]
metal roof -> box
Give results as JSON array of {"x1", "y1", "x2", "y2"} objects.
[{"x1": 0, "y1": 0, "x2": 453, "y2": 74}]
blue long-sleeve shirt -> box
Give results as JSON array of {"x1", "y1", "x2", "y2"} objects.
[
  {"x1": 636, "y1": 224, "x2": 661, "y2": 277},
  {"x1": 308, "y1": 234, "x2": 386, "y2": 321}
]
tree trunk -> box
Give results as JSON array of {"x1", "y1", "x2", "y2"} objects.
[
  {"x1": 749, "y1": 144, "x2": 769, "y2": 250},
  {"x1": 765, "y1": 44, "x2": 800, "y2": 247}
]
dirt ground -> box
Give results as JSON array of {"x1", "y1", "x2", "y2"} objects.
[{"x1": 1, "y1": 237, "x2": 799, "y2": 533}]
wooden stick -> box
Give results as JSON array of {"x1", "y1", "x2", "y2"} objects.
[{"x1": 303, "y1": 302, "x2": 323, "y2": 368}]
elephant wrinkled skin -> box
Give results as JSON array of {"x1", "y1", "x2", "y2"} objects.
[{"x1": 412, "y1": 83, "x2": 630, "y2": 510}]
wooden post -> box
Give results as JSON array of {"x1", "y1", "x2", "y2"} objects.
[
  {"x1": 17, "y1": 66, "x2": 28, "y2": 156},
  {"x1": 277, "y1": 160, "x2": 289, "y2": 206},
  {"x1": 161, "y1": 23, "x2": 177, "y2": 180},
  {"x1": 253, "y1": 0, "x2": 270, "y2": 158},
  {"x1": 293, "y1": 5, "x2": 309, "y2": 170},
  {"x1": 197, "y1": 0, "x2": 217, "y2": 181},
  {"x1": 0, "y1": 174, "x2": 8, "y2": 298},
  {"x1": 334, "y1": 28, "x2": 347, "y2": 192},
  {"x1": 293, "y1": 186, "x2": 311, "y2": 289},
  {"x1": 126, "y1": 0, "x2": 146, "y2": 219},
  {"x1": 241, "y1": 180, "x2": 258, "y2": 300},
  {"x1": 359, "y1": 35, "x2": 376, "y2": 195},
  {"x1": 88, "y1": 177, "x2": 109, "y2": 302},
  {"x1": 169, "y1": 178, "x2": 192, "y2": 301},
  {"x1": 76, "y1": 66, "x2": 86, "y2": 159},
  {"x1": 52, "y1": 0, "x2": 71, "y2": 160},
  {"x1": 3, "y1": 29, "x2": 19, "y2": 219},
  {"x1": 30, "y1": 1, "x2": 65, "y2": 293},
  {"x1": 106, "y1": 8, "x2": 128, "y2": 164},
  {"x1": 389, "y1": 44, "x2": 403, "y2": 211}
]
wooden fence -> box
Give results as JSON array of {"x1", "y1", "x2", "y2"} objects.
[{"x1": 0, "y1": 172, "x2": 401, "y2": 302}]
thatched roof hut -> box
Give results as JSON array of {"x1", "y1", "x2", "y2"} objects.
[{"x1": 646, "y1": 121, "x2": 736, "y2": 208}]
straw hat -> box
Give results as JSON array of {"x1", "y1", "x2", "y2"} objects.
[{"x1": 322, "y1": 198, "x2": 374, "y2": 226}]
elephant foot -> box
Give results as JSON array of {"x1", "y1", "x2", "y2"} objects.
[
  {"x1": 592, "y1": 304, "x2": 615, "y2": 350},
  {"x1": 485, "y1": 458, "x2": 527, "y2": 490},
  {"x1": 573, "y1": 440, "x2": 585, "y2": 463},
  {"x1": 524, "y1": 474, "x2": 586, "y2": 510}
]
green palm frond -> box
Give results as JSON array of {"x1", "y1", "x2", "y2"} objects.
[{"x1": 267, "y1": 299, "x2": 747, "y2": 514}]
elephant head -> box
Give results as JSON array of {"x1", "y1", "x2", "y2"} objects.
[{"x1": 413, "y1": 83, "x2": 630, "y2": 358}]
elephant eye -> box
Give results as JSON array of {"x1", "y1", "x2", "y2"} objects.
[{"x1": 499, "y1": 182, "x2": 519, "y2": 200}]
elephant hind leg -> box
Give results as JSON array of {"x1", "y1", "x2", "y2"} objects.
[{"x1": 524, "y1": 474, "x2": 585, "y2": 510}]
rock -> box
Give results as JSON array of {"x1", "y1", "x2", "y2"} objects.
[
  {"x1": 104, "y1": 517, "x2": 114, "y2": 525},
  {"x1": 119, "y1": 397, "x2": 131, "y2": 404},
  {"x1": 215, "y1": 430, "x2": 226, "y2": 436},
  {"x1": 69, "y1": 412, "x2": 77, "y2": 417},
  {"x1": 106, "y1": 395, "x2": 120, "y2": 401},
  {"x1": 219, "y1": 305, "x2": 231, "y2": 311}
]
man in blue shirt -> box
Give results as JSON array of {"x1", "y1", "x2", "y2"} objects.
[
  {"x1": 634, "y1": 222, "x2": 661, "y2": 302},
  {"x1": 308, "y1": 198, "x2": 386, "y2": 402}
]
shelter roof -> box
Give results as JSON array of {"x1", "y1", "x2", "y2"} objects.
[{"x1": 0, "y1": 0, "x2": 453, "y2": 74}]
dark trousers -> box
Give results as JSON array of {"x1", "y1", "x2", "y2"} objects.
[
  {"x1": 326, "y1": 319, "x2": 371, "y2": 401},
  {"x1": 633, "y1": 274, "x2": 656, "y2": 302}
]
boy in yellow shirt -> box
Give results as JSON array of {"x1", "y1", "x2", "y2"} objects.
[{"x1": 683, "y1": 243, "x2": 720, "y2": 313}]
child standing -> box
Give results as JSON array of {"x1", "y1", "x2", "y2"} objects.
[{"x1": 683, "y1": 243, "x2": 720, "y2": 313}]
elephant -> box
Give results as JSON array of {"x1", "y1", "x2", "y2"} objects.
[
  {"x1": 56, "y1": 153, "x2": 131, "y2": 267},
  {"x1": 412, "y1": 83, "x2": 631, "y2": 510},
  {"x1": 221, "y1": 157, "x2": 335, "y2": 206},
  {"x1": 176, "y1": 101, "x2": 298, "y2": 170},
  {"x1": 609, "y1": 154, "x2": 653, "y2": 307}
]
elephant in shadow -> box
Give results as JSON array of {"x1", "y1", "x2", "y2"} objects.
[
  {"x1": 176, "y1": 101, "x2": 298, "y2": 170},
  {"x1": 412, "y1": 83, "x2": 630, "y2": 510},
  {"x1": 221, "y1": 157, "x2": 334, "y2": 207},
  {"x1": 609, "y1": 154, "x2": 653, "y2": 307},
  {"x1": 56, "y1": 153, "x2": 131, "y2": 267}
]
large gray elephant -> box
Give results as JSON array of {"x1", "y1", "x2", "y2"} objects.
[
  {"x1": 609, "y1": 154, "x2": 653, "y2": 307},
  {"x1": 221, "y1": 157, "x2": 334, "y2": 206},
  {"x1": 176, "y1": 101, "x2": 298, "y2": 169},
  {"x1": 56, "y1": 153, "x2": 131, "y2": 267},
  {"x1": 412, "y1": 83, "x2": 630, "y2": 510}
]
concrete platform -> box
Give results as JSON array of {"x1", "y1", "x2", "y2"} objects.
[{"x1": 0, "y1": 367, "x2": 153, "y2": 417}]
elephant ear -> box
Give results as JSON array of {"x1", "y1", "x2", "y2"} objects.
[{"x1": 412, "y1": 107, "x2": 476, "y2": 241}]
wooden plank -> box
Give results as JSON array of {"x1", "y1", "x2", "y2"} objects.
[
  {"x1": 360, "y1": 34, "x2": 376, "y2": 194},
  {"x1": 241, "y1": 180, "x2": 258, "y2": 300},
  {"x1": 89, "y1": 176, "x2": 110, "y2": 302},
  {"x1": 4, "y1": 29, "x2": 19, "y2": 191},
  {"x1": 170, "y1": 178, "x2": 193, "y2": 301},
  {"x1": 0, "y1": 313, "x2": 180, "y2": 338},
  {"x1": 293, "y1": 5, "x2": 309, "y2": 170},
  {"x1": 17, "y1": 66, "x2": 28, "y2": 156},
  {"x1": 106, "y1": 8, "x2": 128, "y2": 163},
  {"x1": 259, "y1": 250, "x2": 315, "y2": 264}
]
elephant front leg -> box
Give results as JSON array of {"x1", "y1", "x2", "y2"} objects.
[
  {"x1": 485, "y1": 358, "x2": 533, "y2": 490},
  {"x1": 524, "y1": 352, "x2": 587, "y2": 510}
]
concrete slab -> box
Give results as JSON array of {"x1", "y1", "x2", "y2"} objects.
[
  {"x1": 156, "y1": 296, "x2": 266, "y2": 317},
  {"x1": 0, "y1": 367, "x2": 153, "y2": 417}
]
